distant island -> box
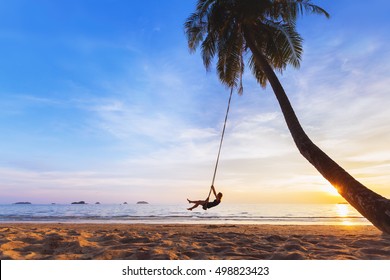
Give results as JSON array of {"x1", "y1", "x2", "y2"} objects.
[
  {"x1": 71, "y1": 201, "x2": 87, "y2": 204},
  {"x1": 95, "y1": 202, "x2": 100, "y2": 204},
  {"x1": 14, "y1": 202, "x2": 32, "y2": 205},
  {"x1": 137, "y1": 201, "x2": 149, "y2": 204}
]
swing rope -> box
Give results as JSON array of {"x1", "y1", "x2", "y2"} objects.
[{"x1": 208, "y1": 87, "x2": 234, "y2": 199}]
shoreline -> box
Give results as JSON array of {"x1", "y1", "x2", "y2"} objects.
[
  {"x1": 1, "y1": 223, "x2": 390, "y2": 260},
  {"x1": 0, "y1": 203, "x2": 371, "y2": 226}
]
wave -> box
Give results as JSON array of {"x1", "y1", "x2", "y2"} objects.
[
  {"x1": 0, "y1": 203, "x2": 370, "y2": 225},
  {"x1": 0, "y1": 214, "x2": 366, "y2": 223}
]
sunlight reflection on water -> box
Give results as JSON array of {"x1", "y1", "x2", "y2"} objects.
[{"x1": 0, "y1": 203, "x2": 370, "y2": 225}]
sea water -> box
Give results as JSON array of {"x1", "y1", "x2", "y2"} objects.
[{"x1": 0, "y1": 203, "x2": 370, "y2": 225}]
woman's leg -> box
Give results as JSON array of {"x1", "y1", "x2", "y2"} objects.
[
  {"x1": 187, "y1": 199, "x2": 206, "y2": 204},
  {"x1": 187, "y1": 198, "x2": 207, "y2": 210},
  {"x1": 187, "y1": 203, "x2": 201, "y2": 210}
]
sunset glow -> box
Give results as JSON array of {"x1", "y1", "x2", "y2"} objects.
[
  {"x1": 336, "y1": 204, "x2": 349, "y2": 218},
  {"x1": 323, "y1": 185, "x2": 341, "y2": 197},
  {"x1": 0, "y1": 1, "x2": 389, "y2": 205}
]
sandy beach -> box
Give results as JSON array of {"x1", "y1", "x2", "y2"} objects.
[{"x1": 0, "y1": 223, "x2": 389, "y2": 260}]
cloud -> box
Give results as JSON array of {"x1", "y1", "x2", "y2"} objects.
[
  {"x1": 69, "y1": 32, "x2": 390, "y2": 202},
  {"x1": 1, "y1": 7, "x2": 390, "y2": 205},
  {"x1": 272, "y1": 36, "x2": 390, "y2": 195}
]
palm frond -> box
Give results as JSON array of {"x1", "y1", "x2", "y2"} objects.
[
  {"x1": 184, "y1": 12, "x2": 206, "y2": 52},
  {"x1": 216, "y1": 25, "x2": 243, "y2": 88},
  {"x1": 238, "y1": 52, "x2": 245, "y2": 95},
  {"x1": 201, "y1": 32, "x2": 217, "y2": 70},
  {"x1": 297, "y1": 0, "x2": 330, "y2": 18},
  {"x1": 269, "y1": 0, "x2": 329, "y2": 24},
  {"x1": 196, "y1": 0, "x2": 216, "y2": 18},
  {"x1": 185, "y1": 0, "x2": 329, "y2": 91},
  {"x1": 249, "y1": 54, "x2": 268, "y2": 88},
  {"x1": 263, "y1": 19, "x2": 303, "y2": 69}
]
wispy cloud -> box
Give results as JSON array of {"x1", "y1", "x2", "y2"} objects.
[{"x1": 1, "y1": 1, "x2": 389, "y2": 204}]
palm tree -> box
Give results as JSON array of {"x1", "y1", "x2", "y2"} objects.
[{"x1": 185, "y1": 0, "x2": 390, "y2": 234}]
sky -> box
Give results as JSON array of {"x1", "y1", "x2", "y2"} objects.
[{"x1": 0, "y1": 0, "x2": 389, "y2": 205}]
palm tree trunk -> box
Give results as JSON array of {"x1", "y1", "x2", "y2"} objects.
[{"x1": 244, "y1": 31, "x2": 390, "y2": 234}]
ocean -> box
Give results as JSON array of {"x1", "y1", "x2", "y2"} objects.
[{"x1": 0, "y1": 203, "x2": 370, "y2": 225}]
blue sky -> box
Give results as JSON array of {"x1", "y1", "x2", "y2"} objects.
[{"x1": 0, "y1": 0, "x2": 389, "y2": 204}]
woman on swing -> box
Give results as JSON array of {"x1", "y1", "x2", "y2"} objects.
[{"x1": 187, "y1": 185, "x2": 223, "y2": 211}]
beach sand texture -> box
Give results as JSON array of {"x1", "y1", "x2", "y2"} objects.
[{"x1": 1, "y1": 224, "x2": 390, "y2": 260}]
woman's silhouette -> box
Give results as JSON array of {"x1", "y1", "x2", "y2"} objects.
[{"x1": 187, "y1": 185, "x2": 223, "y2": 210}]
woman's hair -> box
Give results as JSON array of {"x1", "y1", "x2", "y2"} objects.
[{"x1": 218, "y1": 192, "x2": 223, "y2": 198}]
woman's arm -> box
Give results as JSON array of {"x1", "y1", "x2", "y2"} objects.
[{"x1": 211, "y1": 185, "x2": 217, "y2": 198}]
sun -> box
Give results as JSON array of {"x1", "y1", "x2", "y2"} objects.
[
  {"x1": 336, "y1": 203, "x2": 349, "y2": 217},
  {"x1": 322, "y1": 184, "x2": 341, "y2": 197}
]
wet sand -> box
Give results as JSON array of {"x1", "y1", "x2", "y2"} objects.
[{"x1": 1, "y1": 223, "x2": 390, "y2": 260}]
